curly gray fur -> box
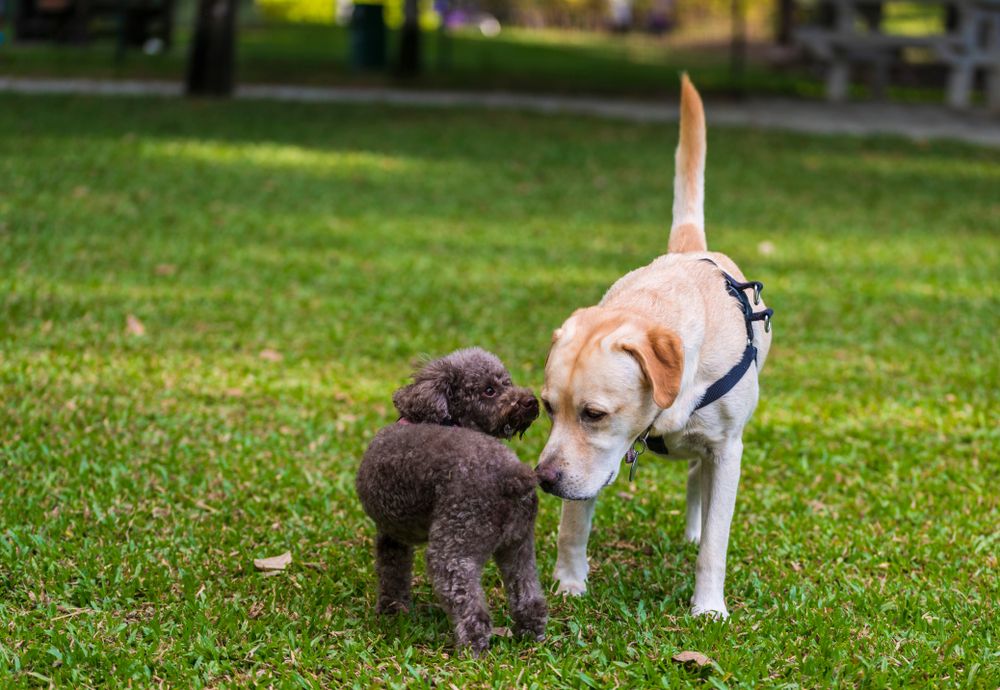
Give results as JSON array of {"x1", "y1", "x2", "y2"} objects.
[{"x1": 357, "y1": 348, "x2": 547, "y2": 655}]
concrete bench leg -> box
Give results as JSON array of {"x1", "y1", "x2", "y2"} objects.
[
  {"x1": 827, "y1": 59, "x2": 850, "y2": 101},
  {"x1": 871, "y1": 58, "x2": 890, "y2": 100},
  {"x1": 946, "y1": 62, "x2": 974, "y2": 109},
  {"x1": 988, "y1": 67, "x2": 1000, "y2": 111}
]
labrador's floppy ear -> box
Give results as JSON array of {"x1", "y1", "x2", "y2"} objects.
[
  {"x1": 392, "y1": 360, "x2": 451, "y2": 423},
  {"x1": 620, "y1": 327, "x2": 684, "y2": 409}
]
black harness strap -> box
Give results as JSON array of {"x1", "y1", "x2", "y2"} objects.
[
  {"x1": 692, "y1": 259, "x2": 772, "y2": 411},
  {"x1": 624, "y1": 259, "x2": 774, "y2": 471},
  {"x1": 694, "y1": 340, "x2": 757, "y2": 411}
]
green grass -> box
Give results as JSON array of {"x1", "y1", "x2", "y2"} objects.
[{"x1": 1, "y1": 93, "x2": 998, "y2": 688}]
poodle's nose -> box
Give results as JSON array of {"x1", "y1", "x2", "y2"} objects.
[
  {"x1": 519, "y1": 394, "x2": 539, "y2": 411},
  {"x1": 535, "y1": 464, "x2": 562, "y2": 493}
]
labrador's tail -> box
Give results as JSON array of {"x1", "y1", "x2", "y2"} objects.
[{"x1": 668, "y1": 74, "x2": 708, "y2": 253}]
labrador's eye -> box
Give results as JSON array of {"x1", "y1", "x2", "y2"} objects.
[
  {"x1": 484, "y1": 386, "x2": 496, "y2": 398},
  {"x1": 582, "y1": 408, "x2": 607, "y2": 422}
]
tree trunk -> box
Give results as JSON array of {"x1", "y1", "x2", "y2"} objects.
[
  {"x1": 397, "y1": 0, "x2": 420, "y2": 77},
  {"x1": 186, "y1": 0, "x2": 238, "y2": 96},
  {"x1": 730, "y1": 0, "x2": 746, "y2": 93},
  {"x1": 776, "y1": 0, "x2": 794, "y2": 44}
]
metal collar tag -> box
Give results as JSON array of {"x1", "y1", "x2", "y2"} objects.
[{"x1": 624, "y1": 426, "x2": 653, "y2": 482}]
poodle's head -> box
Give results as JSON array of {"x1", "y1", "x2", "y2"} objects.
[{"x1": 392, "y1": 348, "x2": 539, "y2": 439}]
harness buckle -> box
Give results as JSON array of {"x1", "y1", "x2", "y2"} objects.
[
  {"x1": 764, "y1": 313, "x2": 771, "y2": 333},
  {"x1": 752, "y1": 283, "x2": 762, "y2": 305}
]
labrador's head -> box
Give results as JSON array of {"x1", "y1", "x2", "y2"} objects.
[{"x1": 535, "y1": 307, "x2": 683, "y2": 499}]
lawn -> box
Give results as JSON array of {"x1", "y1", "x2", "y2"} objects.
[{"x1": 0, "y1": 93, "x2": 998, "y2": 688}]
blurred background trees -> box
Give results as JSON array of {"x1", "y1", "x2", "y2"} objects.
[{"x1": 3, "y1": 0, "x2": 995, "y2": 106}]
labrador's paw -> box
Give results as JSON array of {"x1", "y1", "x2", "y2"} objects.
[
  {"x1": 690, "y1": 601, "x2": 729, "y2": 619},
  {"x1": 555, "y1": 577, "x2": 587, "y2": 596},
  {"x1": 554, "y1": 558, "x2": 588, "y2": 596}
]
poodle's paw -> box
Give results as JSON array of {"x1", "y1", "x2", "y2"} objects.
[
  {"x1": 517, "y1": 626, "x2": 547, "y2": 642},
  {"x1": 456, "y1": 631, "x2": 491, "y2": 657},
  {"x1": 375, "y1": 599, "x2": 409, "y2": 615},
  {"x1": 512, "y1": 603, "x2": 547, "y2": 641},
  {"x1": 455, "y1": 611, "x2": 492, "y2": 657},
  {"x1": 690, "y1": 600, "x2": 729, "y2": 619}
]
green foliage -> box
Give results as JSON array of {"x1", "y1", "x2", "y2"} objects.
[
  {"x1": 254, "y1": 0, "x2": 441, "y2": 29},
  {"x1": 255, "y1": 0, "x2": 341, "y2": 25},
  {"x1": 1, "y1": 93, "x2": 998, "y2": 688}
]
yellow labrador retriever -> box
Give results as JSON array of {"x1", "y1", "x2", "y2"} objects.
[{"x1": 535, "y1": 76, "x2": 772, "y2": 618}]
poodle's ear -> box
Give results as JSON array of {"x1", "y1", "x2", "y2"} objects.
[{"x1": 392, "y1": 374, "x2": 451, "y2": 424}]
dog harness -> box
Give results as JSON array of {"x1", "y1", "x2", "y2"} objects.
[{"x1": 624, "y1": 259, "x2": 773, "y2": 480}]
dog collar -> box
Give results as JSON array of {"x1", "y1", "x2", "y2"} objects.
[
  {"x1": 622, "y1": 260, "x2": 773, "y2": 481},
  {"x1": 624, "y1": 425, "x2": 654, "y2": 481}
]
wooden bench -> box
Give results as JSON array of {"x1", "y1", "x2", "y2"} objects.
[
  {"x1": 794, "y1": 0, "x2": 1000, "y2": 109},
  {"x1": 14, "y1": 0, "x2": 174, "y2": 51}
]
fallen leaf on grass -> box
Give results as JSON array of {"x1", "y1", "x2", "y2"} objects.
[
  {"x1": 672, "y1": 650, "x2": 714, "y2": 668},
  {"x1": 247, "y1": 601, "x2": 265, "y2": 619},
  {"x1": 259, "y1": 349, "x2": 283, "y2": 362},
  {"x1": 254, "y1": 551, "x2": 292, "y2": 572},
  {"x1": 155, "y1": 263, "x2": 177, "y2": 276},
  {"x1": 125, "y1": 314, "x2": 146, "y2": 337},
  {"x1": 491, "y1": 627, "x2": 512, "y2": 638}
]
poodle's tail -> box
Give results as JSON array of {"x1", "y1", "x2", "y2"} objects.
[
  {"x1": 668, "y1": 74, "x2": 708, "y2": 254},
  {"x1": 501, "y1": 462, "x2": 539, "y2": 498}
]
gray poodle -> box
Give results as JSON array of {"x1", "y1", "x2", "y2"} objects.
[{"x1": 356, "y1": 348, "x2": 547, "y2": 655}]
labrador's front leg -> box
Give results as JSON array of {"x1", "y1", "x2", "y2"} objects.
[
  {"x1": 553, "y1": 497, "x2": 597, "y2": 595},
  {"x1": 685, "y1": 457, "x2": 702, "y2": 544},
  {"x1": 691, "y1": 438, "x2": 742, "y2": 618}
]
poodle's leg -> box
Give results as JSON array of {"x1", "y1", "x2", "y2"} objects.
[
  {"x1": 495, "y1": 533, "x2": 547, "y2": 641},
  {"x1": 426, "y1": 536, "x2": 492, "y2": 656},
  {"x1": 375, "y1": 532, "x2": 413, "y2": 614}
]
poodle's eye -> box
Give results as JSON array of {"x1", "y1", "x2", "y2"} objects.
[
  {"x1": 582, "y1": 407, "x2": 607, "y2": 422},
  {"x1": 483, "y1": 386, "x2": 496, "y2": 398}
]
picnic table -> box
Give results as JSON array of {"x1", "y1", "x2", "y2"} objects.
[
  {"x1": 14, "y1": 0, "x2": 174, "y2": 50},
  {"x1": 794, "y1": 0, "x2": 1000, "y2": 108}
]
